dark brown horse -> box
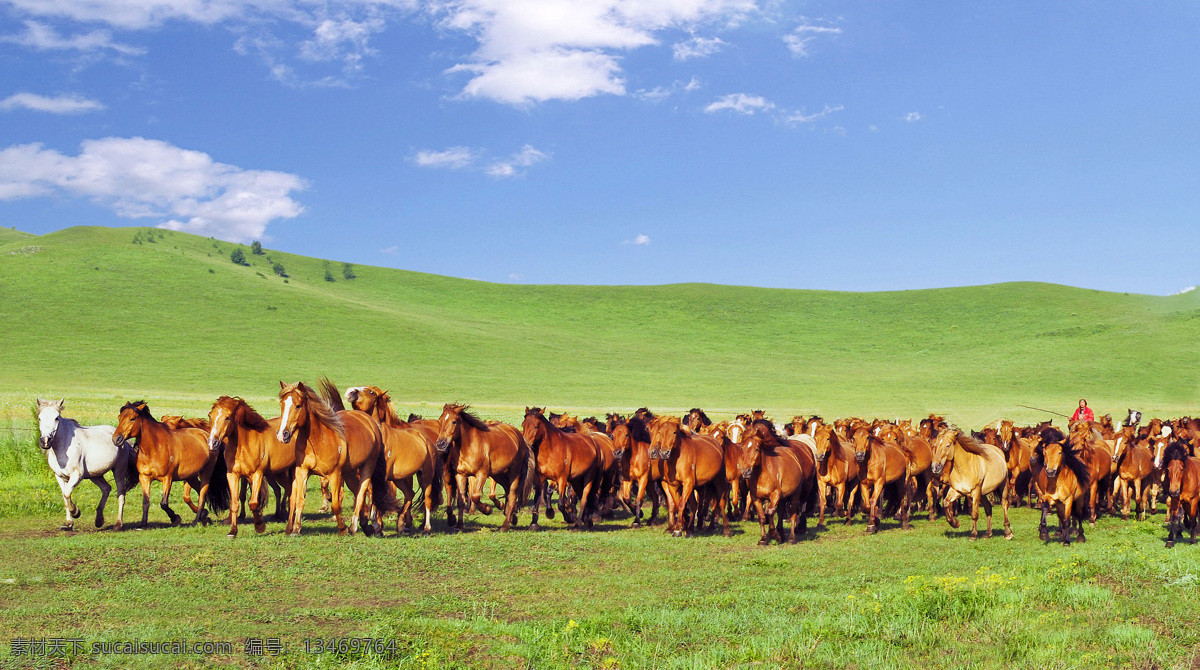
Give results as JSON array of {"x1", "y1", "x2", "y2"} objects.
[
  {"x1": 1032, "y1": 428, "x2": 1091, "y2": 545},
  {"x1": 115, "y1": 401, "x2": 229, "y2": 528},
  {"x1": 277, "y1": 381, "x2": 397, "y2": 536},
  {"x1": 206, "y1": 396, "x2": 295, "y2": 537},
  {"x1": 344, "y1": 385, "x2": 443, "y2": 535},
  {"x1": 1163, "y1": 442, "x2": 1200, "y2": 547},
  {"x1": 852, "y1": 426, "x2": 910, "y2": 533},
  {"x1": 610, "y1": 415, "x2": 662, "y2": 527},
  {"x1": 1113, "y1": 426, "x2": 1154, "y2": 521},
  {"x1": 1069, "y1": 422, "x2": 1114, "y2": 523},
  {"x1": 436, "y1": 403, "x2": 534, "y2": 531},
  {"x1": 738, "y1": 420, "x2": 817, "y2": 544},
  {"x1": 523, "y1": 407, "x2": 605, "y2": 530},
  {"x1": 649, "y1": 416, "x2": 730, "y2": 537}
]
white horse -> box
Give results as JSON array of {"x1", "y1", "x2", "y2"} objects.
[{"x1": 36, "y1": 398, "x2": 137, "y2": 531}]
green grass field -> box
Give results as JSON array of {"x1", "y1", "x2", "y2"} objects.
[{"x1": 2, "y1": 225, "x2": 1199, "y2": 668}]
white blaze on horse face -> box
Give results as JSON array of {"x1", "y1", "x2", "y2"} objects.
[
  {"x1": 344, "y1": 387, "x2": 364, "y2": 405},
  {"x1": 1154, "y1": 441, "x2": 1165, "y2": 469},
  {"x1": 208, "y1": 407, "x2": 227, "y2": 446},
  {"x1": 278, "y1": 396, "x2": 294, "y2": 442},
  {"x1": 38, "y1": 406, "x2": 60, "y2": 442}
]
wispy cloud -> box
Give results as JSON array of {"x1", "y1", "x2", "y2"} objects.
[
  {"x1": 673, "y1": 35, "x2": 726, "y2": 61},
  {"x1": 635, "y1": 77, "x2": 701, "y2": 103},
  {"x1": 486, "y1": 145, "x2": 551, "y2": 178},
  {"x1": 381, "y1": 245, "x2": 398, "y2": 253},
  {"x1": 413, "y1": 146, "x2": 477, "y2": 169},
  {"x1": 903, "y1": 111, "x2": 923, "y2": 122},
  {"x1": 783, "y1": 19, "x2": 841, "y2": 57},
  {"x1": 0, "y1": 92, "x2": 105, "y2": 114},
  {"x1": 623, "y1": 234, "x2": 651, "y2": 246},
  {"x1": 0, "y1": 20, "x2": 144, "y2": 55},
  {"x1": 0, "y1": 137, "x2": 306, "y2": 243},
  {"x1": 1170, "y1": 286, "x2": 1196, "y2": 296},
  {"x1": 705, "y1": 93, "x2": 775, "y2": 115},
  {"x1": 432, "y1": 0, "x2": 756, "y2": 106}
]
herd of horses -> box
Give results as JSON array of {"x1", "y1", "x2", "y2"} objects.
[{"x1": 33, "y1": 389, "x2": 1200, "y2": 548}]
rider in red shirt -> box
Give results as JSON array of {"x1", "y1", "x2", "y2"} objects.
[{"x1": 1070, "y1": 399, "x2": 1095, "y2": 423}]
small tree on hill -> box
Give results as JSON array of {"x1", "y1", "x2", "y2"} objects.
[
  {"x1": 342, "y1": 262, "x2": 356, "y2": 280},
  {"x1": 230, "y1": 248, "x2": 250, "y2": 266},
  {"x1": 272, "y1": 262, "x2": 288, "y2": 277},
  {"x1": 251, "y1": 240, "x2": 264, "y2": 255}
]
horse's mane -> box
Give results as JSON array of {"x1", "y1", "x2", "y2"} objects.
[
  {"x1": 953, "y1": 430, "x2": 992, "y2": 457},
  {"x1": 282, "y1": 382, "x2": 345, "y2": 439},
  {"x1": 408, "y1": 413, "x2": 423, "y2": 422},
  {"x1": 216, "y1": 396, "x2": 270, "y2": 432},
  {"x1": 446, "y1": 403, "x2": 490, "y2": 431},
  {"x1": 318, "y1": 376, "x2": 347, "y2": 413},
  {"x1": 627, "y1": 417, "x2": 652, "y2": 443},
  {"x1": 1039, "y1": 427, "x2": 1066, "y2": 444},
  {"x1": 368, "y1": 390, "x2": 407, "y2": 428},
  {"x1": 752, "y1": 419, "x2": 788, "y2": 449},
  {"x1": 1035, "y1": 431, "x2": 1091, "y2": 485},
  {"x1": 1164, "y1": 441, "x2": 1190, "y2": 465},
  {"x1": 688, "y1": 408, "x2": 712, "y2": 426},
  {"x1": 122, "y1": 400, "x2": 153, "y2": 418}
]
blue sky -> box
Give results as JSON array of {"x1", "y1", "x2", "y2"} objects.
[{"x1": 0, "y1": 1, "x2": 1197, "y2": 294}]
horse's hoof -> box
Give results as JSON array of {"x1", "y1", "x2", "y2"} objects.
[
  {"x1": 631, "y1": 521, "x2": 641, "y2": 529},
  {"x1": 788, "y1": 537, "x2": 797, "y2": 545},
  {"x1": 496, "y1": 525, "x2": 510, "y2": 533},
  {"x1": 95, "y1": 517, "x2": 105, "y2": 528},
  {"x1": 672, "y1": 530, "x2": 682, "y2": 538},
  {"x1": 1004, "y1": 531, "x2": 1014, "y2": 540},
  {"x1": 60, "y1": 523, "x2": 73, "y2": 531},
  {"x1": 984, "y1": 531, "x2": 993, "y2": 539},
  {"x1": 1076, "y1": 535, "x2": 1086, "y2": 543},
  {"x1": 815, "y1": 523, "x2": 826, "y2": 531},
  {"x1": 1039, "y1": 531, "x2": 1049, "y2": 541},
  {"x1": 254, "y1": 523, "x2": 266, "y2": 534},
  {"x1": 865, "y1": 525, "x2": 876, "y2": 534},
  {"x1": 226, "y1": 531, "x2": 237, "y2": 538},
  {"x1": 1122, "y1": 515, "x2": 1129, "y2": 521},
  {"x1": 758, "y1": 539, "x2": 770, "y2": 546},
  {"x1": 170, "y1": 517, "x2": 181, "y2": 527},
  {"x1": 529, "y1": 523, "x2": 541, "y2": 532},
  {"x1": 71, "y1": 508, "x2": 81, "y2": 519},
  {"x1": 114, "y1": 523, "x2": 123, "y2": 532},
  {"x1": 287, "y1": 531, "x2": 301, "y2": 537},
  {"x1": 1166, "y1": 541, "x2": 1174, "y2": 548},
  {"x1": 1089, "y1": 521, "x2": 1096, "y2": 527},
  {"x1": 422, "y1": 528, "x2": 431, "y2": 537},
  {"x1": 338, "y1": 528, "x2": 348, "y2": 536},
  {"x1": 969, "y1": 532, "x2": 978, "y2": 541}
]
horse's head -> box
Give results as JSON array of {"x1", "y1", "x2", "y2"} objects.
[
  {"x1": 998, "y1": 420, "x2": 1014, "y2": 452},
  {"x1": 1126, "y1": 409, "x2": 1142, "y2": 427},
  {"x1": 605, "y1": 413, "x2": 624, "y2": 435},
  {"x1": 610, "y1": 421, "x2": 630, "y2": 458},
  {"x1": 852, "y1": 427, "x2": 871, "y2": 463},
  {"x1": 345, "y1": 385, "x2": 384, "y2": 415},
  {"x1": 522, "y1": 407, "x2": 547, "y2": 449},
  {"x1": 811, "y1": 424, "x2": 833, "y2": 463},
  {"x1": 737, "y1": 431, "x2": 763, "y2": 479},
  {"x1": 650, "y1": 417, "x2": 682, "y2": 459},
  {"x1": 435, "y1": 403, "x2": 468, "y2": 453},
  {"x1": 207, "y1": 396, "x2": 240, "y2": 451},
  {"x1": 684, "y1": 408, "x2": 709, "y2": 433},
  {"x1": 1042, "y1": 442, "x2": 1065, "y2": 479},
  {"x1": 728, "y1": 416, "x2": 748, "y2": 444},
  {"x1": 930, "y1": 428, "x2": 957, "y2": 477},
  {"x1": 116, "y1": 400, "x2": 150, "y2": 445},
  {"x1": 1164, "y1": 442, "x2": 1189, "y2": 498},
  {"x1": 35, "y1": 398, "x2": 64, "y2": 449},
  {"x1": 1153, "y1": 436, "x2": 1170, "y2": 470},
  {"x1": 277, "y1": 381, "x2": 309, "y2": 444}
]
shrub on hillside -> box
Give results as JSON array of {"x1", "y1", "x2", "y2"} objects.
[{"x1": 230, "y1": 248, "x2": 250, "y2": 266}]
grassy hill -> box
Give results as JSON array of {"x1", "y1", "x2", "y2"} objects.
[{"x1": 1, "y1": 225, "x2": 1198, "y2": 426}]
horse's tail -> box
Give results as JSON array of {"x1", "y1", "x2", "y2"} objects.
[
  {"x1": 205, "y1": 450, "x2": 231, "y2": 515},
  {"x1": 318, "y1": 376, "x2": 346, "y2": 413},
  {"x1": 429, "y1": 450, "x2": 444, "y2": 511},
  {"x1": 516, "y1": 436, "x2": 536, "y2": 510},
  {"x1": 371, "y1": 448, "x2": 401, "y2": 515},
  {"x1": 114, "y1": 435, "x2": 139, "y2": 494}
]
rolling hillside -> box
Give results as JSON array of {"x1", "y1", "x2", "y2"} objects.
[{"x1": 1, "y1": 225, "x2": 1197, "y2": 425}]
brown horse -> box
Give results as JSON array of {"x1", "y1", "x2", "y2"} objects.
[
  {"x1": 650, "y1": 416, "x2": 730, "y2": 537},
  {"x1": 1113, "y1": 426, "x2": 1154, "y2": 521},
  {"x1": 1163, "y1": 442, "x2": 1200, "y2": 547},
  {"x1": 1069, "y1": 422, "x2": 1114, "y2": 523},
  {"x1": 115, "y1": 401, "x2": 230, "y2": 528},
  {"x1": 1148, "y1": 428, "x2": 1175, "y2": 515},
  {"x1": 852, "y1": 426, "x2": 910, "y2": 533},
  {"x1": 436, "y1": 403, "x2": 534, "y2": 531},
  {"x1": 738, "y1": 420, "x2": 817, "y2": 544},
  {"x1": 810, "y1": 424, "x2": 860, "y2": 527},
  {"x1": 684, "y1": 408, "x2": 713, "y2": 433},
  {"x1": 523, "y1": 407, "x2": 605, "y2": 530},
  {"x1": 1004, "y1": 432, "x2": 1038, "y2": 508},
  {"x1": 343, "y1": 385, "x2": 443, "y2": 535},
  {"x1": 277, "y1": 381, "x2": 397, "y2": 536},
  {"x1": 931, "y1": 428, "x2": 1011, "y2": 540},
  {"x1": 206, "y1": 396, "x2": 295, "y2": 537},
  {"x1": 880, "y1": 423, "x2": 934, "y2": 517},
  {"x1": 610, "y1": 415, "x2": 663, "y2": 527},
  {"x1": 1032, "y1": 428, "x2": 1091, "y2": 545}
]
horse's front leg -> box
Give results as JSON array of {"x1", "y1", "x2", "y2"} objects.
[
  {"x1": 286, "y1": 467, "x2": 310, "y2": 536},
  {"x1": 248, "y1": 471, "x2": 268, "y2": 534},
  {"x1": 327, "y1": 470, "x2": 347, "y2": 535},
  {"x1": 1038, "y1": 499, "x2": 1049, "y2": 541},
  {"x1": 159, "y1": 476, "x2": 181, "y2": 525},
  {"x1": 753, "y1": 497, "x2": 770, "y2": 545},
  {"x1": 138, "y1": 474, "x2": 152, "y2": 528},
  {"x1": 226, "y1": 471, "x2": 242, "y2": 537},
  {"x1": 471, "y1": 470, "x2": 494, "y2": 515},
  {"x1": 56, "y1": 470, "x2": 84, "y2": 530},
  {"x1": 815, "y1": 479, "x2": 828, "y2": 529}
]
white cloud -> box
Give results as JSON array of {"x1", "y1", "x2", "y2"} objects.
[
  {"x1": 508, "y1": 272, "x2": 521, "y2": 281},
  {"x1": 705, "y1": 92, "x2": 774, "y2": 115},
  {"x1": 903, "y1": 111, "x2": 923, "y2": 122},
  {"x1": 782, "y1": 19, "x2": 841, "y2": 57},
  {"x1": 672, "y1": 35, "x2": 725, "y2": 61},
  {"x1": 622, "y1": 233, "x2": 650, "y2": 245},
  {"x1": 486, "y1": 144, "x2": 550, "y2": 178},
  {"x1": 0, "y1": 92, "x2": 105, "y2": 114},
  {"x1": 1170, "y1": 286, "x2": 1196, "y2": 296},
  {"x1": 635, "y1": 76, "x2": 701, "y2": 102},
  {"x1": 0, "y1": 20, "x2": 145, "y2": 55},
  {"x1": 0, "y1": 137, "x2": 306, "y2": 243},
  {"x1": 297, "y1": 17, "x2": 385, "y2": 75},
  {"x1": 381, "y1": 244, "x2": 398, "y2": 253},
  {"x1": 782, "y1": 104, "x2": 843, "y2": 125},
  {"x1": 433, "y1": 0, "x2": 757, "y2": 105},
  {"x1": 413, "y1": 146, "x2": 476, "y2": 169},
  {"x1": 0, "y1": 0, "x2": 307, "y2": 31}
]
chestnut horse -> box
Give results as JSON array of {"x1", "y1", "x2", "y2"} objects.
[
  {"x1": 523, "y1": 407, "x2": 605, "y2": 530},
  {"x1": 1032, "y1": 428, "x2": 1091, "y2": 545},
  {"x1": 206, "y1": 396, "x2": 295, "y2": 537},
  {"x1": 115, "y1": 401, "x2": 230, "y2": 528},
  {"x1": 1069, "y1": 422, "x2": 1115, "y2": 522},
  {"x1": 610, "y1": 415, "x2": 662, "y2": 527},
  {"x1": 344, "y1": 385, "x2": 443, "y2": 535},
  {"x1": 277, "y1": 381, "x2": 397, "y2": 536},
  {"x1": 811, "y1": 424, "x2": 859, "y2": 527},
  {"x1": 931, "y1": 428, "x2": 1012, "y2": 540},
  {"x1": 738, "y1": 420, "x2": 817, "y2": 544},
  {"x1": 1163, "y1": 442, "x2": 1200, "y2": 547},
  {"x1": 1113, "y1": 426, "x2": 1154, "y2": 521},
  {"x1": 852, "y1": 426, "x2": 910, "y2": 533},
  {"x1": 650, "y1": 416, "x2": 730, "y2": 537},
  {"x1": 436, "y1": 403, "x2": 534, "y2": 532}
]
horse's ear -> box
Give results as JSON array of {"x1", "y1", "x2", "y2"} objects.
[
  {"x1": 279, "y1": 380, "x2": 286, "y2": 390},
  {"x1": 35, "y1": 398, "x2": 46, "y2": 409},
  {"x1": 56, "y1": 398, "x2": 65, "y2": 410}
]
